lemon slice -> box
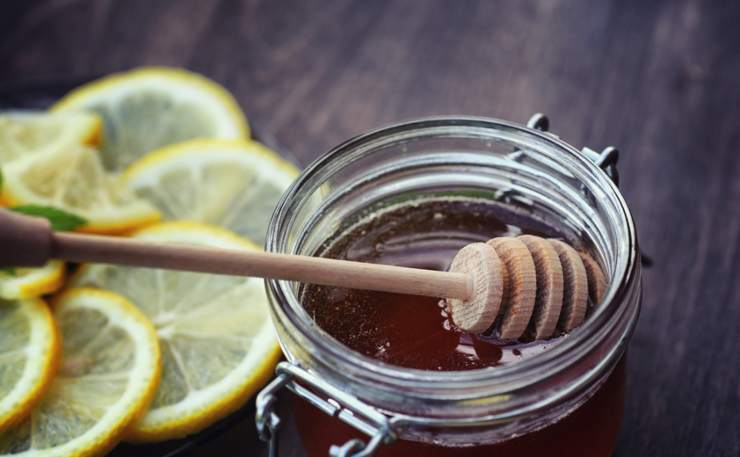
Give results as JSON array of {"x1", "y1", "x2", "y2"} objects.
[
  {"x1": 0, "y1": 111, "x2": 101, "y2": 165},
  {"x1": 124, "y1": 139, "x2": 297, "y2": 245},
  {"x1": 0, "y1": 298, "x2": 59, "y2": 431},
  {"x1": 0, "y1": 288, "x2": 161, "y2": 456},
  {"x1": 1, "y1": 145, "x2": 159, "y2": 234},
  {"x1": 69, "y1": 222, "x2": 280, "y2": 442},
  {"x1": 0, "y1": 262, "x2": 65, "y2": 300},
  {"x1": 0, "y1": 112, "x2": 100, "y2": 289},
  {"x1": 52, "y1": 67, "x2": 249, "y2": 172}
]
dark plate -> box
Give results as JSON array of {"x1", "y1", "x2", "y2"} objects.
[{"x1": 0, "y1": 75, "x2": 295, "y2": 456}]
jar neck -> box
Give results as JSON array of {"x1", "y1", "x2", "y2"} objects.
[{"x1": 265, "y1": 116, "x2": 641, "y2": 441}]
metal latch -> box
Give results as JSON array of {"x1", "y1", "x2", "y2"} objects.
[
  {"x1": 526, "y1": 113, "x2": 620, "y2": 186},
  {"x1": 256, "y1": 362, "x2": 394, "y2": 457}
]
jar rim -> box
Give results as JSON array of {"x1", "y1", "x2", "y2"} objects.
[{"x1": 265, "y1": 116, "x2": 639, "y2": 395}]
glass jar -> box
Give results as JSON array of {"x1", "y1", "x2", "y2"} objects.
[{"x1": 258, "y1": 116, "x2": 641, "y2": 457}]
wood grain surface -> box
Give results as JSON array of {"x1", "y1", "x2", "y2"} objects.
[{"x1": 2, "y1": 1, "x2": 739, "y2": 456}]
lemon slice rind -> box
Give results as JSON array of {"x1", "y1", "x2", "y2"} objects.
[
  {"x1": 0, "y1": 111, "x2": 101, "y2": 165},
  {"x1": 0, "y1": 298, "x2": 59, "y2": 432},
  {"x1": 0, "y1": 261, "x2": 65, "y2": 300}
]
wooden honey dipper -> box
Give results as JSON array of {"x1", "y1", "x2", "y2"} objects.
[{"x1": 0, "y1": 209, "x2": 605, "y2": 339}]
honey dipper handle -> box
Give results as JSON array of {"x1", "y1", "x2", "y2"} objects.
[
  {"x1": 0, "y1": 209, "x2": 53, "y2": 268},
  {"x1": 52, "y1": 232, "x2": 471, "y2": 299},
  {"x1": 0, "y1": 209, "x2": 470, "y2": 299}
]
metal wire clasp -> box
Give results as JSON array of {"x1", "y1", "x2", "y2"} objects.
[
  {"x1": 526, "y1": 113, "x2": 620, "y2": 186},
  {"x1": 256, "y1": 362, "x2": 395, "y2": 457}
]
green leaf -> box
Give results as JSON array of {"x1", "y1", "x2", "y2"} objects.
[
  {"x1": 1, "y1": 267, "x2": 16, "y2": 276},
  {"x1": 0, "y1": 168, "x2": 4, "y2": 191},
  {"x1": 10, "y1": 205, "x2": 87, "y2": 231}
]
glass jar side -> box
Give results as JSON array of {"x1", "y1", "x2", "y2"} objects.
[{"x1": 263, "y1": 117, "x2": 641, "y2": 450}]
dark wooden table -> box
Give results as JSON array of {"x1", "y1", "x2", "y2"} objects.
[{"x1": 2, "y1": 1, "x2": 739, "y2": 456}]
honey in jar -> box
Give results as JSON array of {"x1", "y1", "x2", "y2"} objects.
[{"x1": 296, "y1": 198, "x2": 624, "y2": 457}]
